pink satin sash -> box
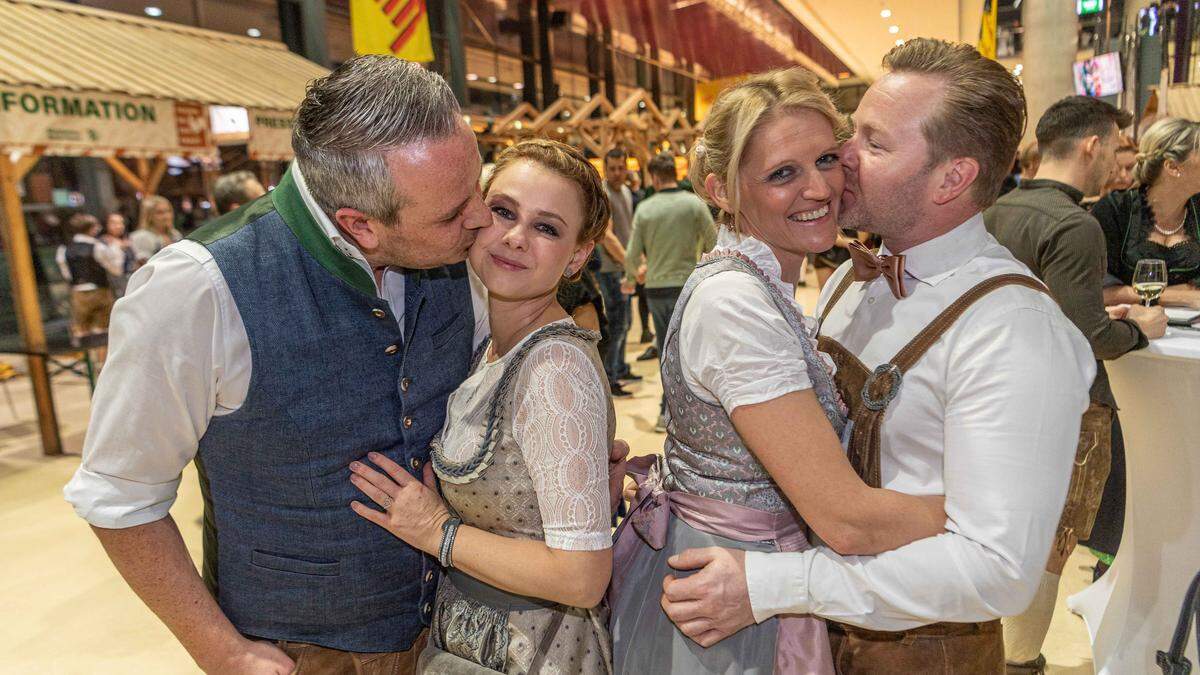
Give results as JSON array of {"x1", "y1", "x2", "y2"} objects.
[{"x1": 612, "y1": 455, "x2": 834, "y2": 675}]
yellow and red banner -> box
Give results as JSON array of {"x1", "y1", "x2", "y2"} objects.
[
  {"x1": 978, "y1": 0, "x2": 998, "y2": 60},
  {"x1": 351, "y1": 0, "x2": 434, "y2": 63}
]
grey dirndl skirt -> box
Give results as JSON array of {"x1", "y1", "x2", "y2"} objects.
[{"x1": 609, "y1": 515, "x2": 781, "y2": 674}]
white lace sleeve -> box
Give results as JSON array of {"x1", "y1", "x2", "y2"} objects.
[{"x1": 511, "y1": 339, "x2": 612, "y2": 551}]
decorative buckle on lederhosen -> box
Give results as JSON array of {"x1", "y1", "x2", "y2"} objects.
[{"x1": 861, "y1": 363, "x2": 903, "y2": 411}]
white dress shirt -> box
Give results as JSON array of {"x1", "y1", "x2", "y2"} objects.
[
  {"x1": 744, "y1": 214, "x2": 1095, "y2": 630},
  {"x1": 677, "y1": 228, "x2": 818, "y2": 411},
  {"x1": 64, "y1": 163, "x2": 489, "y2": 529},
  {"x1": 55, "y1": 234, "x2": 126, "y2": 291}
]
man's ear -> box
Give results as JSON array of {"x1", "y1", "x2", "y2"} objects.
[
  {"x1": 335, "y1": 207, "x2": 380, "y2": 252},
  {"x1": 930, "y1": 157, "x2": 981, "y2": 206},
  {"x1": 1081, "y1": 135, "x2": 1102, "y2": 159},
  {"x1": 704, "y1": 173, "x2": 731, "y2": 214}
]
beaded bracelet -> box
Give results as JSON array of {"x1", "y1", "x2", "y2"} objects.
[{"x1": 439, "y1": 517, "x2": 462, "y2": 568}]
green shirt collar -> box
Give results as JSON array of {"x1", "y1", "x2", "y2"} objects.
[{"x1": 271, "y1": 165, "x2": 376, "y2": 296}]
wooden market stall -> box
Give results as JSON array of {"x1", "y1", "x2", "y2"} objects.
[{"x1": 0, "y1": 0, "x2": 327, "y2": 454}]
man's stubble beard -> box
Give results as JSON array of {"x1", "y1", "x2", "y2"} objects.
[{"x1": 841, "y1": 172, "x2": 925, "y2": 242}]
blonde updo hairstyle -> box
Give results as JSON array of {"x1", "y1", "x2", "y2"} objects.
[
  {"x1": 482, "y1": 138, "x2": 611, "y2": 282},
  {"x1": 1133, "y1": 117, "x2": 1200, "y2": 187},
  {"x1": 688, "y1": 67, "x2": 848, "y2": 233}
]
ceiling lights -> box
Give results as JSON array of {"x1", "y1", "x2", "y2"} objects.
[
  {"x1": 880, "y1": 6, "x2": 901, "y2": 42},
  {"x1": 143, "y1": 6, "x2": 162, "y2": 17}
]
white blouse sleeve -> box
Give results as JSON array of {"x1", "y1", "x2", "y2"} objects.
[
  {"x1": 511, "y1": 339, "x2": 612, "y2": 551},
  {"x1": 678, "y1": 272, "x2": 813, "y2": 413}
]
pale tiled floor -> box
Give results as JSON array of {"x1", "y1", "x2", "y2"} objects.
[{"x1": 0, "y1": 272, "x2": 1095, "y2": 673}]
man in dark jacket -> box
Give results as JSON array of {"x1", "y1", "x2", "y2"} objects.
[{"x1": 985, "y1": 95, "x2": 1166, "y2": 674}]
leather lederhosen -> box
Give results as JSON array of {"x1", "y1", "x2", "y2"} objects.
[{"x1": 816, "y1": 271, "x2": 1050, "y2": 675}]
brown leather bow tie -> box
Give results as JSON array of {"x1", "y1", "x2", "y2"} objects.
[{"x1": 847, "y1": 240, "x2": 908, "y2": 299}]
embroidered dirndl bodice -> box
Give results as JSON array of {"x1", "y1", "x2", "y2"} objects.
[
  {"x1": 660, "y1": 253, "x2": 847, "y2": 513},
  {"x1": 424, "y1": 322, "x2": 615, "y2": 674}
]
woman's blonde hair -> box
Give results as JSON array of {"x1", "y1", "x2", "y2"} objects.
[
  {"x1": 137, "y1": 195, "x2": 172, "y2": 232},
  {"x1": 483, "y1": 139, "x2": 610, "y2": 281},
  {"x1": 1134, "y1": 117, "x2": 1200, "y2": 187},
  {"x1": 688, "y1": 67, "x2": 847, "y2": 232}
]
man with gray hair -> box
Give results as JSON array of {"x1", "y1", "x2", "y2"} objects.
[
  {"x1": 64, "y1": 56, "x2": 491, "y2": 673},
  {"x1": 212, "y1": 170, "x2": 266, "y2": 215}
]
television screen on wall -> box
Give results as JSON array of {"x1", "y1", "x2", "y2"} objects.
[{"x1": 1073, "y1": 52, "x2": 1123, "y2": 97}]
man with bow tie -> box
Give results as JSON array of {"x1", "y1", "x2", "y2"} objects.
[{"x1": 656, "y1": 39, "x2": 1095, "y2": 674}]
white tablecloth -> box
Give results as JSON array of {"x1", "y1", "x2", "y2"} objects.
[{"x1": 1068, "y1": 327, "x2": 1200, "y2": 673}]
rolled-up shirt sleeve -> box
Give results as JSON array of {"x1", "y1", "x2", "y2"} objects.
[
  {"x1": 746, "y1": 304, "x2": 1094, "y2": 629},
  {"x1": 63, "y1": 243, "x2": 236, "y2": 529}
]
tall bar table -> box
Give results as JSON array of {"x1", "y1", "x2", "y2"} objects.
[{"x1": 1068, "y1": 324, "x2": 1200, "y2": 673}]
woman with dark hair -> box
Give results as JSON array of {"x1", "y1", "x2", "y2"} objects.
[{"x1": 348, "y1": 139, "x2": 617, "y2": 674}]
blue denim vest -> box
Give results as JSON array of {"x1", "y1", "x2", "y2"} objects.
[{"x1": 192, "y1": 171, "x2": 474, "y2": 652}]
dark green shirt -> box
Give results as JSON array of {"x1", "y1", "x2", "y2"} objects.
[{"x1": 985, "y1": 179, "x2": 1147, "y2": 408}]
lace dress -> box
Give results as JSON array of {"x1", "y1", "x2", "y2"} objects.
[{"x1": 422, "y1": 320, "x2": 615, "y2": 674}]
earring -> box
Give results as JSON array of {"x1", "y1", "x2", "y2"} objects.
[{"x1": 563, "y1": 267, "x2": 574, "y2": 278}]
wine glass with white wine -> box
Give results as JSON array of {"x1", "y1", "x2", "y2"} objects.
[{"x1": 1133, "y1": 259, "x2": 1168, "y2": 307}]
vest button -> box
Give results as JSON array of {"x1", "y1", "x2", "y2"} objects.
[
  {"x1": 425, "y1": 570, "x2": 435, "y2": 583},
  {"x1": 400, "y1": 377, "x2": 411, "y2": 392},
  {"x1": 403, "y1": 416, "x2": 413, "y2": 429},
  {"x1": 372, "y1": 308, "x2": 386, "y2": 318},
  {"x1": 409, "y1": 457, "x2": 420, "y2": 470},
  {"x1": 385, "y1": 344, "x2": 399, "y2": 355},
  {"x1": 423, "y1": 602, "x2": 433, "y2": 616}
]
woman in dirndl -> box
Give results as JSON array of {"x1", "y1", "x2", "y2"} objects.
[
  {"x1": 349, "y1": 139, "x2": 617, "y2": 674},
  {"x1": 608, "y1": 68, "x2": 949, "y2": 674}
]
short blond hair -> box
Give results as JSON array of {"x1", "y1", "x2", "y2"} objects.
[
  {"x1": 883, "y1": 38, "x2": 1026, "y2": 208},
  {"x1": 1133, "y1": 117, "x2": 1200, "y2": 187},
  {"x1": 688, "y1": 67, "x2": 846, "y2": 233}
]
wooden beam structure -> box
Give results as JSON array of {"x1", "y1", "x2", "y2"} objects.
[
  {"x1": 0, "y1": 153, "x2": 61, "y2": 455},
  {"x1": 103, "y1": 157, "x2": 146, "y2": 193},
  {"x1": 144, "y1": 158, "x2": 168, "y2": 196},
  {"x1": 12, "y1": 154, "x2": 41, "y2": 181}
]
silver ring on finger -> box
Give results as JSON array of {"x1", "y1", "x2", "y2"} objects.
[{"x1": 382, "y1": 496, "x2": 393, "y2": 509}]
